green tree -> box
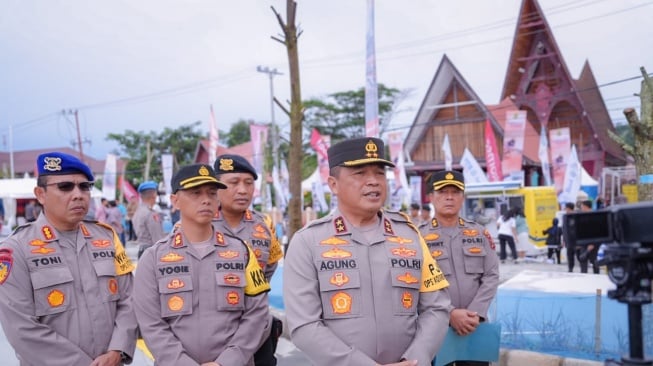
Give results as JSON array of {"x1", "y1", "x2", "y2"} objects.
[
  {"x1": 614, "y1": 123, "x2": 634, "y2": 146},
  {"x1": 107, "y1": 121, "x2": 204, "y2": 184},
  {"x1": 302, "y1": 83, "x2": 404, "y2": 143},
  {"x1": 220, "y1": 119, "x2": 252, "y2": 147}
]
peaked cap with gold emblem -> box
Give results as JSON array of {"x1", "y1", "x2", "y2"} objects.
[
  {"x1": 327, "y1": 137, "x2": 395, "y2": 169},
  {"x1": 172, "y1": 164, "x2": 226, "y2": 192},
  {"x1": 213, "y1": 154, "x2": 258, "y2": 180},
  {"x1": 427, "y1": 170, "x2": 465, "y2": 192}
]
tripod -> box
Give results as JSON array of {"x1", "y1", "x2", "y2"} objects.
[{"x1": 605, "y1": 304, "x2": 651, "y2": 366}]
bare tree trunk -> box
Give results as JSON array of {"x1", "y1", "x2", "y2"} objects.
[
  {"x1": 610, "y1": 67, "x2": 653, "y2": 201},
  {"x1": 272, "y1": 1, "x2": 303, "y2": 247}
]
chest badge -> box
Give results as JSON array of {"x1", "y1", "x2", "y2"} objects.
[
  {"x1": 402, "y1": 291, "x2": 413, "y2": 309},
  {"x1": 423, "y1": 233, "x2": 440, "y2": 241},
  {"x1": 387, "y1": 236, "x2": 413, "y2": 245},
  {"x1": 168, "y1": 295, "x2": 184, "y2": 311},
  {"x1": 47, "y1": 289, "x2": 65, "y2": 307},
  {"x1": 321, "y1": 248, "x2": 352, "y2": 259},
  {"x1": 108, "y1": 278, "x2": 118, "y2": 294},
  {"x1": 391, "y1": 247, "x2": 417, "y2": 258},
  {"x1": 31, "y1": 246, "x2": 55, "y2": 255},
  {"x1": 397, "y1": 272, "x2": 419, "y2": 284},
  {"x1": 167, "y1": 278, "x2": 185, "y2": 289},
  {"x1": 218, "y1": 250, "x2": 239, "y2": 259},
  {"x1": 329, "y1": 272, "x2": 350, "y2": 287},
  {"x1": 161, "y1": 252, "x2": 185, "y2": 262},
  {"x1": 226, "y1": 291, "x2": 240, "y2": 305},
  {"x1": 253, "y1": 224, "x2": 270, "y2": 239},
  {"x1": 431, "y1": 249, "x2": 443, "y2": 258},
  {"x1": 331, "y1": 292, "x2": 352, "y2": 314},
  {"x1": 462, "y1": 229, "x2": 478, "y2": 237},
  {"x1": 468, "y1": 247, "x2": 483, "y2": 254},
  {"x1": 320, "y1": 237, "x2": 349, "y2": 245},
  {"x1": 91, "y1": 240, "x2": 111, "y2": 248}
]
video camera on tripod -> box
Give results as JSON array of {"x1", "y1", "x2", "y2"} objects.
[{"x1": 564, "y1": 202, "x2": 653, "y2": 366}]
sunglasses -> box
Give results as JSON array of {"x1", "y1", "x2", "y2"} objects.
[{"x1": 43, "y1": 181, "x2": 94, "y2": 192}]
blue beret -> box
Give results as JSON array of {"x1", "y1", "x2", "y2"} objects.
[
  {"x1": 214, "y1": 154, "x2": 258, "y2": 180},
  {"x1": 138, "y1": 181, "x2": 158, "y2": 193},
  {"x1": 37, "y1": 152, "x2": 94, "y2": 181}
]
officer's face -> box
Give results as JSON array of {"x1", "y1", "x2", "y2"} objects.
[
  {"x1": 34, "y1": 173, "x2": 90, "y2": 231},
  {"x1": 171, "y1": 184, "x2": 219, "y2": 225},
  {"x1": 328, "y1": 164, "x2": 387, "y2": 217},
  {"x1": 217, "y1": 173, "x2": 255, "y2": 214},
  {"x1": 430, "y1": 186, "x2": 464, "y2": 219}
]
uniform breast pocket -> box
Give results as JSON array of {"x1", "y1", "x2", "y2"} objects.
[
  {"x1": 463, "y1": 247, "x2": 486, "y2": 274},
  {"x1": 158, "y1": 275, "x2": 194, "y2": 318},
  {"x1": 93, "y1": 260, "x2": 121, "y2": 303},
  {"x1": 429, "y1": 247, "x2": 452, "y2": 276},
  {"x1": 215, "y1": 272, "x2": 246, "y2": 311},
  {"x1": 317, "y1": 270, "x2": 361, "y2": 320},
  {"x1": 30, "y1": 267, "x2": 76, "y2": 317},
  {"x1": 390, "y1": 268, "x2": 421, "y2": 315}
]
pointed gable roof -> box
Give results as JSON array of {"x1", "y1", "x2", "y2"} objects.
[
  {"x1": 487, "y1": 98, "x2": 540, "y2": 164},
  {"x1": 500, "y1": 0, "x2": 575, "y2": 101},
  {"x1": 405, "y1": 54, "x2": 502, "y2": 157},
  {"x1": 575, "y1": 60, "x2": 625, "y2": 162}
]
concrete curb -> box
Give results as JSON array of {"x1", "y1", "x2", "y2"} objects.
[{"x1": 272, "y1": 309, "x2": 604, "y2": 366}]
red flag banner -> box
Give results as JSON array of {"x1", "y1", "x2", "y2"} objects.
[
  {"x1": 501, "y1": 111, "x2": 526, "y2": 180},
  {"x1": 120, "y1": 175, "x2": 138, "y2": 202},
  {"x1": 310, "y1": 129, "x2": 331, "y2": 184},
  {"x1": 484, "y1": 119, "x2": 503, "y2": 182}
]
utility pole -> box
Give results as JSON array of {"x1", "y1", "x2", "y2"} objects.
[
  {"x1": 256, "y1": 65, "x2": 283, "y2": 172},
  {"x1": 63, "y1": 109, "x2": 87, "y2": 163}
]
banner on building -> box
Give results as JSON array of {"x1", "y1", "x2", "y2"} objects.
[
  {"x1": 250, "y1": 123, "x2": 269, "y2": 197},
  {"x1": 102, "y1": 154, "x2": 117, "y2": 201},
  {"x1": 501, "y1": 111, "x2": 526, "y2": 181},
  {"x1": 364, "y1": 0, "x2": 379, "y2": 138},
  {"x1": 310, "y1": 129, "x2": 331, "y2": 184},
  {"x1": 460, "y1": 148, "x2": 489, "y2": 184},
  {"x1": 208, "y1": 105, "x2": 219, "y2": 165},
  {"x1": 484, "y1": 119, "x2": 503, "y2": 182},
  {"x1": 549, "y1": 127, "x2": 571, "y2": 194},
  {"x1": 538, "y1": 125, "x2": 552, "y2": 186}
]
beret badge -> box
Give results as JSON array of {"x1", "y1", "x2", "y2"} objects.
[
  {"x1": 43, "y1": 157, "x2": 63, "y2": 172},
  {"x1": 219, "y1": 159, "x2": 234, "y2": 171}
]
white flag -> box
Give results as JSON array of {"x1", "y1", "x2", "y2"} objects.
[
  {"x1": 102, "y1": 154, "x2": 117, "y2": 201},
  {"x1": 208, "y1": 105, "x2": 219, "y2": 165},
  {"x1": 538, "y1": 125, "x2": 552, "y2": 186},
  {"x1": 272, "y1": 165, "x2": 287, "y2": 212},
  {"x1": 442, "y1": 134, "x2": 452, "y2": 171},
  {"x1": 560, "y1": 145, "x2": 581, "y2": 205},
  {"x1": 460, "y1": 148, "x2": 489, "y2": 184},
  {"x1": 161, "y1": 154, "x2": 174, "y2": 206}
]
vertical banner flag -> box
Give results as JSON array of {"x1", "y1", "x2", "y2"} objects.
[
  {"x1": 549, "y1": 127, "x2": 571, "y2": 195},
  {"x1": 409, "y1": 175, "x2": 422, "y2": 205},
  {"x1": 120, "y1": 175, "x2": 138, "y2": 202},
  {"x1": 312, "y1": 181, "x2": 329, "y2": 213},
  {"x1": 208, "y1": 104, "x2": 219, "y2": 164},
  {"x1": 272, "y1": 164, "x2": 287, "y2": 212},
  {"x1": 161, "y1": 154, "x2": 174, "y2": 206},
  {"x1": 364, "y1": 0, "x2": 379, "y2": 138},
  {"x1": 280, "y1": 158, "x2": 291, "y2": 203},
  {"x1": 560, "y1": 145, "x2": 581, "y2": 204},
  {"x1": 460, "y1": 148, "x2": 489, "y2": 184},
  {"x1": 484, "y1": 119, "x2": 503, "y2": 182},
  {"x1": 501, "y1": 111, "x2": 526, "y2": 180},
  {"x1": 250, "y1": 123, "x2": 269, "y2": 197},
  {"x1": 442, "y1": 133, "x2": 453, "y2": 171},
  {"x1": 538, "y1": 124, "x2": 552, "y2": 186},
  {"x1": 310, "y1": 129, "x2": 331, "y2": 185},
  {"x1": 388, "y1": 131, "x2": 410, "y2": 208},
  {"x1": 102, "y1": 154, "x2": 117, "y2": 201}
]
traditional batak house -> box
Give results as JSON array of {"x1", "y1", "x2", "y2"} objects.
[{"x1": 404, "y1": 0, "x2": 626, "y2": 198}]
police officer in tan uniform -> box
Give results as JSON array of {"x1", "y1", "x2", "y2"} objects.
[
  {"x1": 213, "y1": 154, "x2": 283, "y2": 366},
  {"x1": 0, "y1": 152, "x2": 137, "y2": 366},
  {"x1": 132, "y1": 180, "x2": 166, "y2": 258},
  {"x1": 133, "y1": 163, "x2": 270, "y2": 366},
  {"x1": 283, "y1": 137, "x2": 451, "y2": 366},
  {"x1": 420, "y1": 170, "x2": 500, "y2": 366}
]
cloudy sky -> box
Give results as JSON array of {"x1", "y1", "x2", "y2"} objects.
[{"x1": 1, "y1": 0, "x2": 651, "y2": 159}]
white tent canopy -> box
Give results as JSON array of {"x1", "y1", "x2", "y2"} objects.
[
  {"x1": 0, "y1": 178, "x2": 102, "y2": 234},
  {"x1": 581, "y1": 167, "x2": 598, "y2": 186}
]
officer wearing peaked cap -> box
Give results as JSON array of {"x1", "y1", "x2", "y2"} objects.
[
  {"x1": 420, "y1": 170, "x2": 499, "y2": 366},
  {"x1": 133, "y1": 180, "x2": 166, "y2": 259},
  {"x1": 0, "y1": 151, "x2": 137, "y2": 366},
  {"x1": 213, "y1": 154, "x2": 283, "y2": 366},
  {"x1": 283, "y1": 137, "x2": 451, "y2": 366},
  {"x1": 133, "y1": 164, "x2": 270, "y2": 366}
]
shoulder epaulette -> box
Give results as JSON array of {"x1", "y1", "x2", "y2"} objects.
[
  {"x1": 305, "y1": 214, "x2": 331, "y2": 229},
  {"x1": 10, "y1": 221, "x2": 33, "y2": 236},
  {"x1": 94, "y1": 221, "x2": 116, "y2": 234},
  {"x1": 384, "y1": 210, "x2": 410, "y2": 223}
]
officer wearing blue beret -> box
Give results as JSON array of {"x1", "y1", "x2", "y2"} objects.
[
  {"x1": 0, "y1": 152, "x2": 136, "y2": 365},
  {"x1": 283, "y1": 137, "x2": 451, "y2": 366},
  {"x1": 213, "y1": 154, "x2": 283, "y2": 366},
  {"x1": 133, "y1": 180, "x2": 166, "y2": 258}
]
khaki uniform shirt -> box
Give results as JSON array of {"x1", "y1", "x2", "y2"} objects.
[
  {"x1": 283, "y1": 209, "x2": 451, "y2": 366},
  {"x1": 132, "y1": 202, "x2": 165, "y2": 247},
  {"x1": 0, "y1": 215, "x2": 137, "y2": 366},
  {"x1": 419, "y1": 217, "x2": 500, "y2": 319},
  {"x1": 133, "y1": 227, "x2": 270, "y2": 366}
]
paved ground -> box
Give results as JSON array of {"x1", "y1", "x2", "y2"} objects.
[{"x1": 0, "y1": 240, "x2": 592, "y2": 365}]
